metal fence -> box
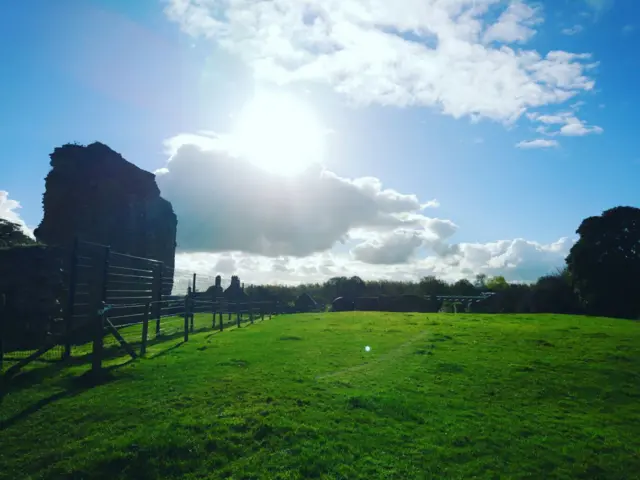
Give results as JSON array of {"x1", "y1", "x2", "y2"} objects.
[{"x1": 0, "y1": 239, "x2": 277, "y2": 379}]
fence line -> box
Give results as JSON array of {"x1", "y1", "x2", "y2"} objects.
[{"x1": 0, "y1": 239, "x2": 280, "y2": 382}]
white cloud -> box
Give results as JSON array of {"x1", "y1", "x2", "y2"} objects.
[
  {"x1": 351, "y1": 219, "x2": 458, "y2": 264},
  {"x1": 173, "y1": 236, "x2": 574, "y2": 288},
  {"x1": 559, "y1": 117, "x2": 603, "y2": 136},
  {"x1": 483, "y1": 0, "x2": 541, "y2": 44},
  {"x1": 156, "y1": 135, "x2": 441, "y2": 258},
  {"x1": 516, "y1": 138, "x2": 559, "y2": 149},
  {"x1": 528, "y1": 111, "x2": 603, "y2": 137},
  {"x1": 165, "y1": 0, "x2": 597, "y2": 123},
  {"x1": 562, "y1": 25, "x2": 584, "y2": 36},
  {"x1": 155, "y1": 133, "x2": 574, "y2": 287},
  {"x1": 0, "y1": 191, "x2": 34, "y2": 238}
]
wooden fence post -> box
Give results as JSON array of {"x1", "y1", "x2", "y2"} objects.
[
  {"x1": 184, "y1": 287, "x2": 190, "y2": 342},
  {"x1": 249, "y1": 300, "x2": 254, "y2": 324},
  {"x1": 191, "y1": 274, "x2": 196, "y2": 333},
  {"x1": 140, "y1": 302, "x2": 150, "y2": 356},
  {"x1": 0, "y1": 292, "x2": 5, "y2": 373},
  {"x1": 92, "y1": 246, "x2": 110, "y2": 377},
  {"x1": 261, "y1": 303, "x2": 265, "y2": 321},
  {"x1": 63, "y1": 237, "x2": 79, "y2": 359},
  {"x1": 236, "y1": 304, "x2": 241, "y2": 328},
  {"x1": 220, "y1": 302, "x2": 224, "y2": 332},
  {"x1": 154, "y1": 263, "x2": 163, "y2": 335},
  {"x1": 212, "y1": 298, "x2": 217, "y2": 328}
]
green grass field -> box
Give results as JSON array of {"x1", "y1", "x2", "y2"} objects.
[{"x1": 1, "y1": 312, "x2": 640, "y2": 479}]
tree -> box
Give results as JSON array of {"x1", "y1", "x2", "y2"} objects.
[
  {"x1": 486, "y1": 275, "x2": 509, "y2": 291},
  {"x1": 474, "y1": 273, "x2": 488, "y2": 290},
  {"x1": 0, "y1": 219, "x2": 35, "y2": 248},
  {"x1": 530, "y1": 267, "x2": 581, "y2": 314},
  {"x1": 566, "y1": 206, "x2": 640, "y2": 319},
  {"x1": 419, "y1": 276, "x2": 449, "y2": 296},
  {"x1": 450, "y1": 279, "x2": 478, "y2": 296}
]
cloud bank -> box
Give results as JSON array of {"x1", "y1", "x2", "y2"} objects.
[
  {"x1": 165, "y1": 0, "x2": 597, "y2": 123},
  {"x1": 157, "y1": 135, "x2": 573, "y2": 285}
]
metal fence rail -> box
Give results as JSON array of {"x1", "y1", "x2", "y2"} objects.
[{"x1": 0, "y1": 239, "x2": 278, "y2": 380}]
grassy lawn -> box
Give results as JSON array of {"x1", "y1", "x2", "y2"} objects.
[{"x1": 1, "y1": 312, "x2": 640, "y2": 479}]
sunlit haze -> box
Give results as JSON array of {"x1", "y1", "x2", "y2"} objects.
[{"x1": 232, "y1": 91, "x2": 325, "y2": 176}]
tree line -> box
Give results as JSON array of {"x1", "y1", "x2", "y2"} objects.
[
  {"x1": 3, "y1": 205, "x2": 639, "y2": 319},
  {"x1": 245, "y1": 207, "x2": 640, "y2": 320}
]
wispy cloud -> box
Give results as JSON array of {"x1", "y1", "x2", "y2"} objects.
[
  {"x1": 528, "y1": 111, "x2": 603, "y2": 137},
  {"x1": 562, "y1": 25, "x2": 584, "y2": 36},
  {"x1": 622, "y1": 25, "x2": 636, "y2": 35},
  {"x1": 516, "y1": 139, "x2": 559, "y2": 149},
  {"x1": 584, "y1": 0, "x2": 614, "y2": 14}
]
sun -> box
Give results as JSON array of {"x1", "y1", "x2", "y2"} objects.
[{"x1": 232, "y1": 91, "x2": 325, "y2": 176}]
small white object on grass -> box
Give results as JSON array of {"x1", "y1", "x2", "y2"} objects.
[{"x1": 365, "y1": 346, "x2": 371, "y2": 352}]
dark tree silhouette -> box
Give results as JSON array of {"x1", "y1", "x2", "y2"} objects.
[
  {"x1": 566, "y1": 206, "x2": 640, "y2": 319},
  {"x1": 0, "y1": 219, "x2": 35, "y2": 248}
]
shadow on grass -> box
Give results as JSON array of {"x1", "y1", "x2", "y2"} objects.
[
  {"x1": 0, "y1": 361, "x2": 131, "y2": 431},
  {"x1": 0, "y1": 327, "x2": 194, "y2": 396}
]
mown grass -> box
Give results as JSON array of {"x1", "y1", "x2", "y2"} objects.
[{"x1": 1, "y1": 312, "x2": 640, "y2": 479}]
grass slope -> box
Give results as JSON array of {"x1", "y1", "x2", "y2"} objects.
[{"x1": 1, "y1": 312, "x2": 640, "y2": 479}]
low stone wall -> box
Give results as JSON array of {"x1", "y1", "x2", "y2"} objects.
[{"x1": 0, "y1": 245, "x2": 66, "y2": 350}]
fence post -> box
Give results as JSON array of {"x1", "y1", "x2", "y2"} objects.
[
  {"x1": 191, "y1": 273, "x2": 196, "y2": 332},
  {"x1": 220, "y1": 302, "x2": 224, "y2": 331},
  {"x1": 0, "y1": 292, "x2": 5, "y2": 373},
  {"x1": 154, "y1": 263, "x2": 163, "y2": 335},
  {"x1": 212, "y1": 298, "x2": 217, "y2": 328},
  {"x1": 261, "y1": 303, "x2": 265, "y2": 321},
  {"x1": 249, "y1": 300, "x2": 254, "y2": 324},
  {"x1": 184, "y1": 287, "x2": 190, "y2": 342},
  {"x1": 92, "y1": 246, "x2": 110, "y2": 377},
  {"x1": 63, "y1": 237, "x2": 79, "y2": 359},
  {"x1": 236, "y1": 303, "x2": 241, "y2": 328},
  {"x1": 140, "y1": 302, "x2": 150, "y2": 356}
]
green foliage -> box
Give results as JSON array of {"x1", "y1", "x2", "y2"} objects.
[
  {"x1": 566, "y1": 206, "x2": 640, "y2": 319},
  {"x1": 0, "y1": 219, "x2": 35, "y2": 248},
  {"x1": 486, "y1": 275, "x2": 509, "y2": 291},
  {"x1": 2, "y1": 312, "x2": 640, "y2": 478}
]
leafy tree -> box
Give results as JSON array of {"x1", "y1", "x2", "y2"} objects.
[
  {"x1": 486, "y1": 275, "x2": 509, "y2": 291},
  {"x1": 474, "y1": 273, "x2": 488, "y2": 290},
  {"x1": 566, "y1": 206, "x2": 640, "y2": 319},
  {"x1": 450, "y1": 279, "x2": 478, "y2": 296},
  {"x1": 418, "y1": 276, "x2": 449, "y2": 295},
  {"x1": 530, "y1": 268, "x2": 581, "y2": 314},
  {"x1": 0, "y1": 219, "x2": 35, "y2": 248}
]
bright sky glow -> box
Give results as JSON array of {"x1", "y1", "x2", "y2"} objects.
[{"x1": 232, "y1": 91, "x2": 325, "y2": 176}]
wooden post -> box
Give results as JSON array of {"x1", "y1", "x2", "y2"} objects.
[
  {"x1": 261, "y1": 304, "x2": 265, "y2": 321},
  {"x1": 0, "y1": 292, "x2": 5, "y2": 373},
  {"x1": 92, "y1": 246, "x2": 110, "y2": 377},
  {"x1": 140, "y1": 302, "x2": 150, "y2": 356},
  {"x1": 155, "y1": 263, "x2": 163, "y2": 335},
  {"x1": 63, "y1": 237, "x2": 79, "y2": 359},
  {"x1": 220, "y1": 302, "x2": 224, "y2": 331},
  {"x1": 184, "y1": 288, "x2": 190, "y2": 342},
  {"x1": 236, "y1": 304, "x2": 241, "y2": 328},
  {"x1": 212, "y1": 299, "x2": 217, "y2": 328},
  {"x1": 249, "y1": 300, "x2": 254, "y2": 324},
  {"x1": 191, "y1": 274, "x2": 196, "y2": 332}
]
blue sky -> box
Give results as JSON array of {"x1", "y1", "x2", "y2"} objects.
[{"x1": 1, "y1": 0, "x2": 638, "y2": 284}]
